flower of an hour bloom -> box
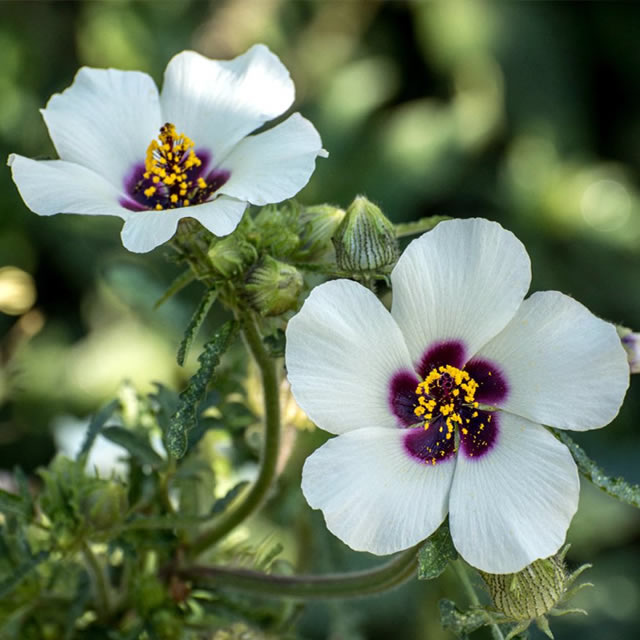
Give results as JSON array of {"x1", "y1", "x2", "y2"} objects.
[
  {"x1": 8, "y1": 45, "x2": 326, "y2": 253},
  {"x1": 285, "y1": 218, "x2": 629, "y2": 574}
]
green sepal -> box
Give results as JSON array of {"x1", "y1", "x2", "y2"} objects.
[
  {"x1": 166, "y1": 321, "x2": 236, "y2": 459},
  {"x1": 154, "y1": 269, "x2": 195, "y2": 309},
  {"x1": 176, "y1": 288, "x2": 218, "y2": 366},
  {"x1": 552, "y1": 429, "x2": 640, "y2": 509},
  {"x1": 417, "y1": 518, "x2": 458, "y2": 580},
  {"x1": 102, "y1": 426, "x2": 164, "y2": 467},
  {"x1": 78, "y1": 399, "x2": 120, "y2": 462}
]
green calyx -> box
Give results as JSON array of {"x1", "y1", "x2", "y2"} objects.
[{"x1": 244, "y1": 255, "x2": 303, "y2": 316}]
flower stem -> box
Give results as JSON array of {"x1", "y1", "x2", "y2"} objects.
[
  {"x1": 180, "y1": 547, "x2": 417, "y2": 600},
  {"x1": 453, "y1": 559, "x2": 505, "y2": 640},
  {"x1": 82, "y1": 541, "x2": 110, "y2": 620},
  {"x1": 188, "y1": 313, "x2": 281, "y2": 558}
]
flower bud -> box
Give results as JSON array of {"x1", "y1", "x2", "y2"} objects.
[
  {"x1": 617, "y1": 326, "x2": 640, "y2": 374},
  {"x1": 481, "y1": 546, "x2": 591, "y2": 639},
  {"x1": 244, "y1": 256, "x2": 303, "y2": 316},
  {"x1": 253, "y1": 201, "x2": 301, "y2": 258},
  {"x1": 332, "y1": 196, "x2": 398, "y2": 273},
  {"x1": 82, "y1": 482, "x2": 128, "y2": 531},
  {"x1": 207, "y1": 235, "x2": 258, "y2": 279},
  {"x1": 293, "y1": 204, "x2": 346, "y2": 260}
]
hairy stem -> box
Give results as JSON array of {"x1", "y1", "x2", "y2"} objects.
[
  {"x1": 453, "y1": 560, "x2": 505, "y2": 640},
  {"x1": 189, "y1": 313, "x2": 281, "y2": 557},
  {"x1": 181, "y1": 547, "x2": 418, "y2": 600}
]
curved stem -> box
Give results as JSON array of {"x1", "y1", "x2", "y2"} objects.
[
  {"x1": 189, "y1": 313, "x2": 281, "y2": 557},
  {"x1": 453, "y1": 560, "x2": 504, "y2": 640},
  {"x1": 180, "y1": 547, "x2": 418, "y2": 600}
]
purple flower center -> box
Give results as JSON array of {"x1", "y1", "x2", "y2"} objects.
[
  {"x1": 389, "y1": 340, "x2": 509, "y2": 465},
  {"x1": 119, "y1": 122, "x2": 230, "y2": 212}
]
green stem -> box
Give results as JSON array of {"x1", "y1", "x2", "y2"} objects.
[
  {"x1": 189, "y1": 314, "x2": 281, "y2": 557},
  {"x1": 394, "y1": 215, "x2": 451, "y2": 238},
  {"x1": 181, "y1": 547, "x2": 418, "y2": 600},
  {"x1": 453, "y1": 560, "x2": 504, "y2": 640},
  {"x1": 82, "y1": 541, "x2": 110, "y2": 620}
]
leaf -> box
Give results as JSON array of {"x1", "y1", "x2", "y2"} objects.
[
  {"x1": 553, "y1": 429, "x2": 640, "y2": 509},
  {"x1": 78, "y1": 399, "x2": 120, "y2": 462},
  {"x1": 0, "y1": 489, "x2": 26, "y2": 519},
  {"x1": 176, "y1": 288, "x2": 218, "y2": 366},
  {"x1": 102, "y1": 426, "x2": 164, "y2": 466},
  {"x1": 0, "y1": 550, "x2": 48, "y2": 599},
  {"x1": 395, "y1": 215, "x2": 451, "y2": 238},
  {"x1": 13, "y1": 467, "x2": 32, "y2": 519},
  {"x1": 439, "y1": 599, "x2": 489, "y2": 639},
  {"x1": 210, "y1": 481, "x2": 249, "y2": 516},
  {"x1": 166, "y1": 321, "x2": 236, "y2": 459},
  {"x1": 154, "y1": 268, "x2": 195, "y2": 309},
  {"x1": 417, "y1": 518, "x2": 458, "y2": 580}
]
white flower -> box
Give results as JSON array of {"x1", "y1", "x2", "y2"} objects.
[
  {"x1": 285, "y1": 218, "x2": 629, "y2": 574},
  {"x1": 8, "y1": 45, "x2": 326, "y2": 253}
]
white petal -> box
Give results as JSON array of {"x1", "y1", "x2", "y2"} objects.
[
  {"x1": 449, "y1": 413, "x2": 579, "y2": 573},
  {"x1": 41, "y1": 67, "x2": 161, "y2": 187},
  {"x1": 9, "y1": 155, "x2": 130, "y2": 219},
  {"x1": 391, "y1": 219, "x2": 531, "y2": 366},
  {"x1": 476, "y1": 291, "x2": 629, "y2": 431},
  {"x1": 119, "y1": 195, "x2": 248, "y2": 253},
  {"x1": 219, "y1": 113, "x2": 324, "y2": 205},
  {"x1": 286, "y1": 280, "x2": 414, "y2": 435},
  {"x1": 302, "y1": 427, "x2": 455, "y2": 554},
  {"x1": 120, "y1": 209, "x2": 183, "y2": 253},
  {"x1": 160, "y1": 46, "x2": 294, "y2": 162}
]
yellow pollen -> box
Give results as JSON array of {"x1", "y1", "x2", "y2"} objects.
[
  {"x1": 170, "y1": 194, "x2": 178, "y2": 204},
  {"x1": 155, "y1": 204, "x2": 163, "y2": 211},
  {"x1": 143, "y1": 186, "x2": 156, "y2": 197}
]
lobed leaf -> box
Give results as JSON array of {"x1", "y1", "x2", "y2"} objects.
[
  {"x1": 176, "y1": 288, "x2": 218, "y2": 366},
  {"x1": 166, "y1": 321, "x2": 236, "y2": 459},
  {"x1": 553, "y1": 429, "x2": 640, "y2": 509},
  {"x1": 439, "y1": 599, "x2": 490, "y2": 639},
  {"x1": 154, "y1": 268, "x2": 195, "y2": 309},
  {"x1": 210, "y1": 481, "x2": 249, "y2": 517}
]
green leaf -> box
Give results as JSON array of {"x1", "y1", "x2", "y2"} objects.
[
  {"x1": 0, "y1": 489, "x2": 26, "y2": 519},
  {"x1": 102, "y1": 426, "x2": 164, "y2": 466},
  {"x1": 553, "y1": 429, "x2": 640, "y2": 509},
  {"x1": 0, "y1": 550, "x2": 48, "y2": 599},
  {"x1": 417, "y1": 518, "x2": 458, "y2": 580},
  {"x1": 154, "y1": 268, "x2": 195, "y2": 309},
  {"x1": 395, "y1": 215, "x2": 451, "y2": 238},
  {"x1": 166, "y1": 321, "x2": 236, "y2": 459},
  {"x1": 176, "y1": 288, "x2": 218, "y2": 366},
  {"x1": 210, "y1": 481, "x2": 249, "y2": 516},
  {"x1": 439, "y1": 599, "x2": 488, "y2": 639},
  {"x1": 63, "y1": 570, "x2": 91, "y2": 640},
  {"x1": 78, "y1": 399, "x2": 120, "y2": 462},
  {"x1": 13, "y1": 467, "x2": 32, "y2": 519}
]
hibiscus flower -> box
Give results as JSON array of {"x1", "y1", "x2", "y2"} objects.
[
  {"x1": 9, "y1": 45, "x2": 325, "y2": 253},
  {"x1": 286, "y1": 218, "x2": 629, "y2": 573}
]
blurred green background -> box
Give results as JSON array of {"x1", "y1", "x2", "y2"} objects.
[{"x1": 1, "y1": 1, "x2": 639, "y2": 638}]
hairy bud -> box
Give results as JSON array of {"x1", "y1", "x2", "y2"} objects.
[
  {"x1": 293, "y1": 204, "x2": 345, "y2": 260},
  {"x1": 207, "y1": 235, "x2": 258, "y2": 279},
  {"x1": 244, "y1": 256, "x2": 303, "y2": 316},
  {"x1": 332, "y1": 196, "x2": 398, "y2": 273}
]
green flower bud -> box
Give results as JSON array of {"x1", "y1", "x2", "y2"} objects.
[
  {"x1": 244, "y1": 256, "x2": 303, "y2": 316},
  {"x1": 82, "y1": 482, "x2": 128, "y2": 531},
  {"x1": 481, "y1": 546, "x2": 591, "y2": 640},
  {"x1": 253, "y1": 201, "x2": 301, "y2": 258},
  {"x1": 332, "y1": 196, "x2": 398, "y2": 273},
  {"x1": 207, "y1": 235, "x2": 258, "y2": 279},
  {"x1": 293, "y1": 204, "x2": 346, "y2": 260}
]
